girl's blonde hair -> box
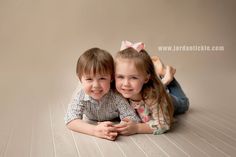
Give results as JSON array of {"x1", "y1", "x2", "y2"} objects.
[
  {"x1": 76, "y1": 48, "x2": 114, "y2": 80},
  {"x1": 115, "y1": 47, "x2": 174, "y2": 124}
]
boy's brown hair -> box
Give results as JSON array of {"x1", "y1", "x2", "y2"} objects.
[{"x1": 76, "y1": 48, "x2": 114, "y2": 80}]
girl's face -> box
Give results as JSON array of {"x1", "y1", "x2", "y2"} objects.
[
  {"x1": 115, "y1": 58, "x2": 149, "y2": 101},
  {"x1": 81, "y1": 73, "x2": 111, "y2": 100}
]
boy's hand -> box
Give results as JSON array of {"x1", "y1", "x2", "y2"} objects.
[
  {"x1": 94, "y1": 121, "x2": 118, "y2": 140},
  {"x1": 114, "y1": 118, "x2": 138, "y2": 135}
]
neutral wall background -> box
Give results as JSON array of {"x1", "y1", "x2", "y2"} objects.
[{"x1": 0, "y1": 0, "x2": 235, "y2": 116}]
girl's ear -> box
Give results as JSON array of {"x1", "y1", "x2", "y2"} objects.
[{"x1": 144, "y1": 74, "x2": 150, "y2": 83}]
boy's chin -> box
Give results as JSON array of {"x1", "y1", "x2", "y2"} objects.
[
  {"x1": 90, "y1": 94, "x2": 104, "y2": 100},
  {"x1": 120, "y1": 93, "x2": 132, "y2": 99}
]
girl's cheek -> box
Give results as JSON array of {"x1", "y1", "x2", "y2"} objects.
[{"x1": 115, "y1": 80, "x2": 121, "y2": 86}]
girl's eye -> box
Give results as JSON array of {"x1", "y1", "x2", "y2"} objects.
[
  {"x1": 131, "y1": 77, "x2": 138, "y2": 80},
  {"x1": 85, "y1": 78, "x2": 92, "y2": 81},
  {"x1": 116, "y1": 75, "x2": 124, "y2": 79}
]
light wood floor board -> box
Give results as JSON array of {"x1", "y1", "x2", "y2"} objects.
[{"x1": 0, "y1": 0, "x2": 235, "y2": 156}]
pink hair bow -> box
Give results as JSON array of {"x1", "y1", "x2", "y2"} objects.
[{"x1": 120, "y1": 40, "x2": 145, "y2": 52}]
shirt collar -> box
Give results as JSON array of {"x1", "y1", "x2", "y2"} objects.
[
  {"x1": 83, "y1": 92, "x2": 91, "y2": 101},
  {"x1": 82, "y1": 89, "x2": 112, "y2": 103}
]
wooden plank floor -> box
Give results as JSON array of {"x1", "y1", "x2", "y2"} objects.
[
  {"x1": 0, "y1": 0, "x2": 236, "y2": 156},
  {"x1": 0, "y1": 58, "x2": 235, "y2": 157},
  {"x1": 4, "y1": 67, "x2": 233, "y2": 157},
  {"x1": 1, "y1": 81, "x2": 236, "y2": 157}
]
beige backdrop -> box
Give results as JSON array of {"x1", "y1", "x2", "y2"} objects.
[{"x1": 0, "y1": 0, "x2": 235, "y2": 114}]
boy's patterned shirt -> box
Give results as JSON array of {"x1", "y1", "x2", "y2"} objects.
[
  {"x1": 64, "y1": 89, "x2": 140, "y2": 124},
  {"x1": 130, "y1": 99, "x2": 171, "y2": 135}
]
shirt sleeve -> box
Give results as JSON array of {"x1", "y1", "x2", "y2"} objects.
[
  {"x1": 64, "y1": 90, "x2": 85, "y2": 124},
  {"x1": 115, "y1": 94, "x2": 141, "y2": 122},
  {"x1": 147, "y1": 101, "x2": 171, "y2": 135}
]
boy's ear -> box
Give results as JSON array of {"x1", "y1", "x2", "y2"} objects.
[{"x1": 144, "y1": 74, "x2": 150, "y2": 83}]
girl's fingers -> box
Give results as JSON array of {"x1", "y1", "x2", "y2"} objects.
[
  {"x1": 104, "y1": 127, "x2": 118, "y2": 136},
  {"x1": 122, "y1": 118, "x2": 131, "y2": 122},
  {"x1": 116, "y1": 127, "x2": 124, "y2": 131},
  {"x1": 105, "y1": 135, "x2": 114, "y2": 140},
  {"x1": 107, "y1": 127, "x2": 117, "y2": 132},
  {"x1": 108, "y1": 136, "x2": 116, "y2": 141},
  {"x1": 105, "y1": 133, "x2": 117, "y2": 140},
  {"x1": 104, "y1": 121, "x2": 114, "y2": 126},
  {"x1": 104, "y1": 130, "x2": 117, "y2": 136},
  {"x1": 108, "y1": 132, "x2": 118, "y2": 136},
  {"x1": 116, "y1": 126, "x2": 128, "y2": 132},
  {"x1": 119, "y1": 130, "x2": 128, "y2": 135},
  {"x1": 114, "y1": 122, "x2": 127, "y2": 128}
]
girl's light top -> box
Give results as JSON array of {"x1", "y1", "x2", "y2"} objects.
[{"x1": 130, "y1": 99, "x2": 171, "y2": 135}]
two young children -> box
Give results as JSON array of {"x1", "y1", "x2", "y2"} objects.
[{"x1": 65, "y1": 41, "x2": 189, "y2": 140}]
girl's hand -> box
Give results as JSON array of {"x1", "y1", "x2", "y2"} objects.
[
  {"x1": 114, "y1": 118, "x2": 138, "y2": 135},
  {"x1": 94, "y1": 121, "x2": 118, "y2": 140}
]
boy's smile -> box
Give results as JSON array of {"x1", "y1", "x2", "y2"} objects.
[{"x1": 81, "y1": 74, "x2": 111, "y2": 100}]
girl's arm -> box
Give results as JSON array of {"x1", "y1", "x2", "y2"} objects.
[
  {"x1": 115, "y1": 102, "x2": 172, "y2": 135},
  {"x1": 136, "y1": 123, "x2": 153, "y2": 134},
  {"x1": 67, "y1": 119, "x2": 118, "y2": 140},
  {"x1": 148, "y1": 102, "x2": 172, "y2": 135},
  {"x1": 114, "y1": 118, "x2": 153, "y2": 135}
]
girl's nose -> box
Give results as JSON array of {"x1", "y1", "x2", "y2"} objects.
[{"x1": 123, "y1": 79, "x2": 130, "y2": 86}]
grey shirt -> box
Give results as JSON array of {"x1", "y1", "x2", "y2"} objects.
[{"x1": 64, "y1": 89, "x2": 140, "y2": 124}]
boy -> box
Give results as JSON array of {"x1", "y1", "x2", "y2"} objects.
[{"x1": 64, "y1": 48, "x2": 140, "y2": 140}]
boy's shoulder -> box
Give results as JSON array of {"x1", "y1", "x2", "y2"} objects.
[
  {"x1": 70, "y1": 88, "x2": 86, "y2": 101},
  {"x1": 108, "y1": 89, "x2": 127, "y2": 102},
  {"x1": 108, "y1": 89, "x2": 122, "y2": 96}
]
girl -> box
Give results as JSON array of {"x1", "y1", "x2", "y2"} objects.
[
  {"x1": 64, "y1": 47, "x2": 140, "y2": 140},
  {"x1": 114, "y1": 41, "x2": 189, "y2": 135}
]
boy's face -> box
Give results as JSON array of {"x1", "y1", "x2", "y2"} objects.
[
  {"x1": 115, "y1": 58, "x2": 149, "y2": 101},
  {"x1": 81, "y1": 73, "x2": 112, "y2": 100}
]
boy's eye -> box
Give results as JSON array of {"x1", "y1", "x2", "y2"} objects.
[
  {"x1": 85, "y1": 78, "x2": 92, "y2": 81},
  {"x1": 99, "y1": 77, "x2": 107, "y2": 80},
  {"x1": 131, "y1": 76, "x2": 138, "y2": 79}
]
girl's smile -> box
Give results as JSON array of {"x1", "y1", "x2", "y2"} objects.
[{"x1": 115, "y1": 58, "x2": 149, "y2": 100}]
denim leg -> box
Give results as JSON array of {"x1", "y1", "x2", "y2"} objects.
[{"x1": 167, "y1": 78, "x2": 189, "y2": 115}]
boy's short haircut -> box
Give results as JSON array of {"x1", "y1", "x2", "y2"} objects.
[{"x1": 76, "y1": 48, "x2": 114, "y2": 80}]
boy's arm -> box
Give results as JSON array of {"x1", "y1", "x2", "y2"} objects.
[
  {"x1": 65, "y1": 90, "x2": 118, "y2": 140},
  {"x1": 67, "y1": 119, "x2": 118, "y2": 140},
  {"x1": 64, "y1": 90, "x2": 84, "y2": 124}
]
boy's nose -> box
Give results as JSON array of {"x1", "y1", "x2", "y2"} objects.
[{"x1": 93, "y1": 80, "x2": 100, "y2": 88}]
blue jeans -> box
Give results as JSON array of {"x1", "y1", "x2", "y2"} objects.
[{"x1": 167, "y1": 78, "x2": 189, "y2": 115}]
